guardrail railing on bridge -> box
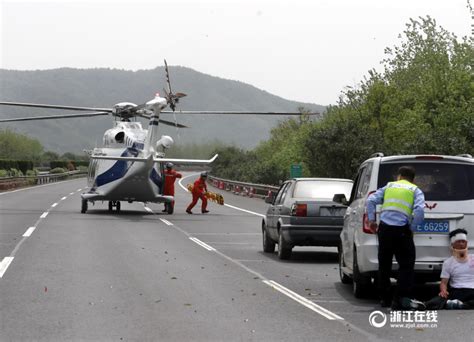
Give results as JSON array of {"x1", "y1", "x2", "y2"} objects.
[
  {"x1": 208, "y1": 175, "x2": 279, "y2": 201},
  {"x1": 0, "y1": 170, "x2": 87, "y2": 191}
]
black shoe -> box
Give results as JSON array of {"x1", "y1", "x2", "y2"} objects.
[
  {"x1": 202, "y1": 210, "x2": 209, "y2": 214},
  {"x1": 162, "y1": 209, "x2": 167, "y2": 212},
  {"x1": 396, "y1": 297, "x2": 426, "y2": 311},
  {"x1": 186, "y1": 210, "x2": 193, "y2": 214}
]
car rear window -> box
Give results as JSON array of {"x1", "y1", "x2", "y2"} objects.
[
  {"x1": 293, "y1": 180, "x2": 352, "y2": 199},
  {"x1": 378, "y1": 162, "x2": 474, "y2": 201}
]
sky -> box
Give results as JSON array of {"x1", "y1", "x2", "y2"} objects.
[{"x1": 0, "y1": 0, "x2": 472, "y2": 106}]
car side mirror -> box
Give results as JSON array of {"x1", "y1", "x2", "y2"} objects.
[{"x1": 333, "y1": 193, "x2": 348, "y2": 205}]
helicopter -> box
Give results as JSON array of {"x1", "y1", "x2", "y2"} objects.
[{"x1": 0, "y1": 60, "x2": 318, "y2": 214}]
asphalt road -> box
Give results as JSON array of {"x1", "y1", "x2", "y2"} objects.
[{"x1": 1, "y1": 173, "x2": 473, "y2": 341}]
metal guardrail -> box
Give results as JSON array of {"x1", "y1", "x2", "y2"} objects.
[
  {"x1": 208, "y1": 175, "x2": 279, "y2": 200},
  {"x1": 0, "y1": 170, "x2": 87, "y2": 191}
]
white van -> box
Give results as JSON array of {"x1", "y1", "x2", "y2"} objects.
[{"x1": 337, "y1": 153, "x2": 474, "y2": 298}]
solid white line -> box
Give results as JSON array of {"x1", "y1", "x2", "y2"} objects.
[
  {"x1": 178, "y1": 173, "x2": 266, "y2": 218},
  {"x1": 0, "y1": 257, "x2": 14, "y2": 278},
  {"x1": 224, "y1": 203, "x2": 265, "y2": 218},
  {"x1": 263, "y1": 280, "x2": 343, "y2": 320},
  {"x1": 23, "y1": 227, "x2": 36, "y2": 237},
  {"x1": 61, "y1": 196, "x2": 67, "y2": 200},
  {"x1": 189, "y1": 237, "x2": 216, "y2": 251},
  {"x1": 144, "y1": 207, "x2": 153, "y2": 213},
  {"x1": 159, "y1": 218, "x2": 173, "y2": 226},
  {"x1": 0, "y1": 179, "x2": 78, "y2": 196},
  {"x1": 40, "y1": 212, "x2": 48, "y2": 219},
  {"x1": 51, "y1": 203, "x2": 58, "y2": 208}
]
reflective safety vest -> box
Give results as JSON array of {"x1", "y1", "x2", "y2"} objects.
[{"x1": 381, "y1": 179, "x2": 417, "y2": 217}]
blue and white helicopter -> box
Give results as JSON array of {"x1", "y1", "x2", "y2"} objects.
[{"x1": 0, "y1": 60, "x2": 317, "y2": 214}]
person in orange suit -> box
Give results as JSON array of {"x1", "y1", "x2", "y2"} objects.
[
  {"x1": 186, "y1": 172, "x2": 209, "y2": 214},
  {"x1": 162, "y1": 162, "x2": 182, "y2": 214}
]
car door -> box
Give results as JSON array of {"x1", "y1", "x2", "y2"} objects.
[
  {"x1": 343, "y1": 164, "x2": 372, "y2": 268},
  {"x1": 268, "y1": 182, "x2": 291, "y2": 239}
]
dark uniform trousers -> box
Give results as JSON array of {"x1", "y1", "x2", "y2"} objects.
[{"x1": 377, "y1": 221, "x2": 415, "y2": 301}]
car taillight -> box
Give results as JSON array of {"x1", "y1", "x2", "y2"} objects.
[
  {"x1": 292, "y1": 204, "x2": 307, "y2": 217},
  {"x1": 362, "y1": 212, "x2": 375, "y2": 234}
]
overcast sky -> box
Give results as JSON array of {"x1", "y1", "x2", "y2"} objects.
[{"x1": 1, "y1": 0, "x2": 472, "y2": 105}]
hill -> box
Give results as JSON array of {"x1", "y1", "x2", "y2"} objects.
[{"x1": 0, "y1": 67, "x2": 325, "y2": 153}]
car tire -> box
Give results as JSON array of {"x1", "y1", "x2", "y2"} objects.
[
  {"x1": 352, "y1": 247, "x2": 371, "y2": 298},
  {"x1": 262, "y1": 223, "x2": 275, "y2": 253},
  {"x1": 338, "y1": 244, "x2": 352, "y2": 284},
  {"x1": 81, "y1": 199, "x2": 88, "y2": 214},
  {"x1": 277, "y1": 231, "x2": 292, "y2": 260}
]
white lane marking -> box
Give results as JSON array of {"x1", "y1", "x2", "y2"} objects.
[
  {"x1": 193, "y1": 232, "x2": 260, "y2": 236},
  {"x1": 40, "y1": 212, "x2": 48, "y2": 219},
  {"x1": 189, "y1": 237, "x2": 216, "y2": 251},
  {"x1": 51, "y1": 203, "x2": 58, "y2": 208},
  {"x1": 263, "y1": 280, "x2": 343, "y2": 320},
  {"x1": 179, "y1": 174, "x2": 265, "y2": 218},
  {"x1": 224, "y1": 203, "x2": 265, "y2": 217},
  {"x1": 144, "y1": 207, "x2": 153, "y2": 213},
  {"x1": 69, "y1": 192, "x2": 74, "y2": 195},
  {"x1": 61, "y1": 196, "x2": 67, "y2": 201},
  {"x1": 159, "y1": 218, "x2": 173, "y2": 226},
  {"x1": 23, "y1": 227, "x2": 36, "y2": 237},
  {"x1": 77, "y1": 188, "x2": 82, "y2": 191},
  {"x1": 0, "y1": 257, "x2": 14, "y2": 278}
]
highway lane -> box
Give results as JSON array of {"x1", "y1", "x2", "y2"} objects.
[
  {"x1": 1, "y1": 175, "x2": 474, "y2": 341},
  {"x1": 0, "y1": 177, "x2": 358, "y2": 341}
]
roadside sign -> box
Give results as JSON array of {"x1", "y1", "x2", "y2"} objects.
[{"x1": 290, "y1": 164, "x2": 302, "y2": 178}]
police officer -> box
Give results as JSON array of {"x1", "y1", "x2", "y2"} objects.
[{"x1": 367, "y1": 166, "x2": 425, "y2": 310}]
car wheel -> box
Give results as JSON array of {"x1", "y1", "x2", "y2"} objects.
[
  {"x1": 277, "y1": 231, "x2": 292, "y2": 260},
  {"x1": 338, "y1": 244, "x2": 352, "y2": 284},
  {"x1": 352, "y1": 247, "x2": 371, "y2": 298},
  {"x1": 262, "y1": 223, "x2": 275, "y2": 253}
]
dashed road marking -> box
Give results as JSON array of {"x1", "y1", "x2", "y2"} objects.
[
  {"x1": 159, "y1": 218, "x2": 173, "y2": 226},
  {"x1": 0, "y1": 257, "x2": 14, "y2": 278},
  {"x1": 40, "y1": 212, "x2": 48, "y2": 219},
  {"x1": 61, "y1": 196, "x2": 67, "y2": 200},
  {"x1": 23, "y1": 227, "x2": 36, "y2": 237},
  {"x1": 263, "y1": 280, "x2": 343, "y2": 320},
  {"x1": 51, "y1": 203, "x2": 58, "y2": 208},
  {"x1": 189, "y1": 237, "x2": 216, "y2": 251}
]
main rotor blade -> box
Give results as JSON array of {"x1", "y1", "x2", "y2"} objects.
[
  {"x1": 0, "y1": 111, "x2": 110, "y2": 122},
  {"x1": 161, "y1": 111, "x2": 320, "y2": 115},
  {"x1": 0, "y1": 101, "x2": 112, "y2": 112},
  {"x1": 137, "y1": 113, "x2": 187, "y2": 128},
  {"x1": 159, "y1": 118, "x2": 188, "y2": 128}
]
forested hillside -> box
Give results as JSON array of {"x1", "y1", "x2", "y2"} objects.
[
  {"x1": 0, "y1": 66, "x2": 324, "y2": 153},
  {"x1": 211, "y1": 17, "x2": 474, "y2": 184}
]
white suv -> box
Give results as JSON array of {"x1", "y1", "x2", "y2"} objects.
[{"x1": 337, "y1": 153, "x2": 474, "y2": 298}]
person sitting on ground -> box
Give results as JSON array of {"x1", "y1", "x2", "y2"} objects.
[{"x1": 425, "y1": 228, "x2": 474, "y2": 309}]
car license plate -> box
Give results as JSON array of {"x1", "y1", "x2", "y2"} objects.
[
  {"x1": 320, "y1": 207, "x2": 346, "y2": 216},
  {"x1": 413, "y1": 220, "x2": 449, "y2": 233}
]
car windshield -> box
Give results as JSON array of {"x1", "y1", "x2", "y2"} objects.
[
  {"x1": 378, "y1": 162, "x2": 474, "y2": 201},
  {"x1": 293, "y1": 180, "x2": 352, "y2": 199}
]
